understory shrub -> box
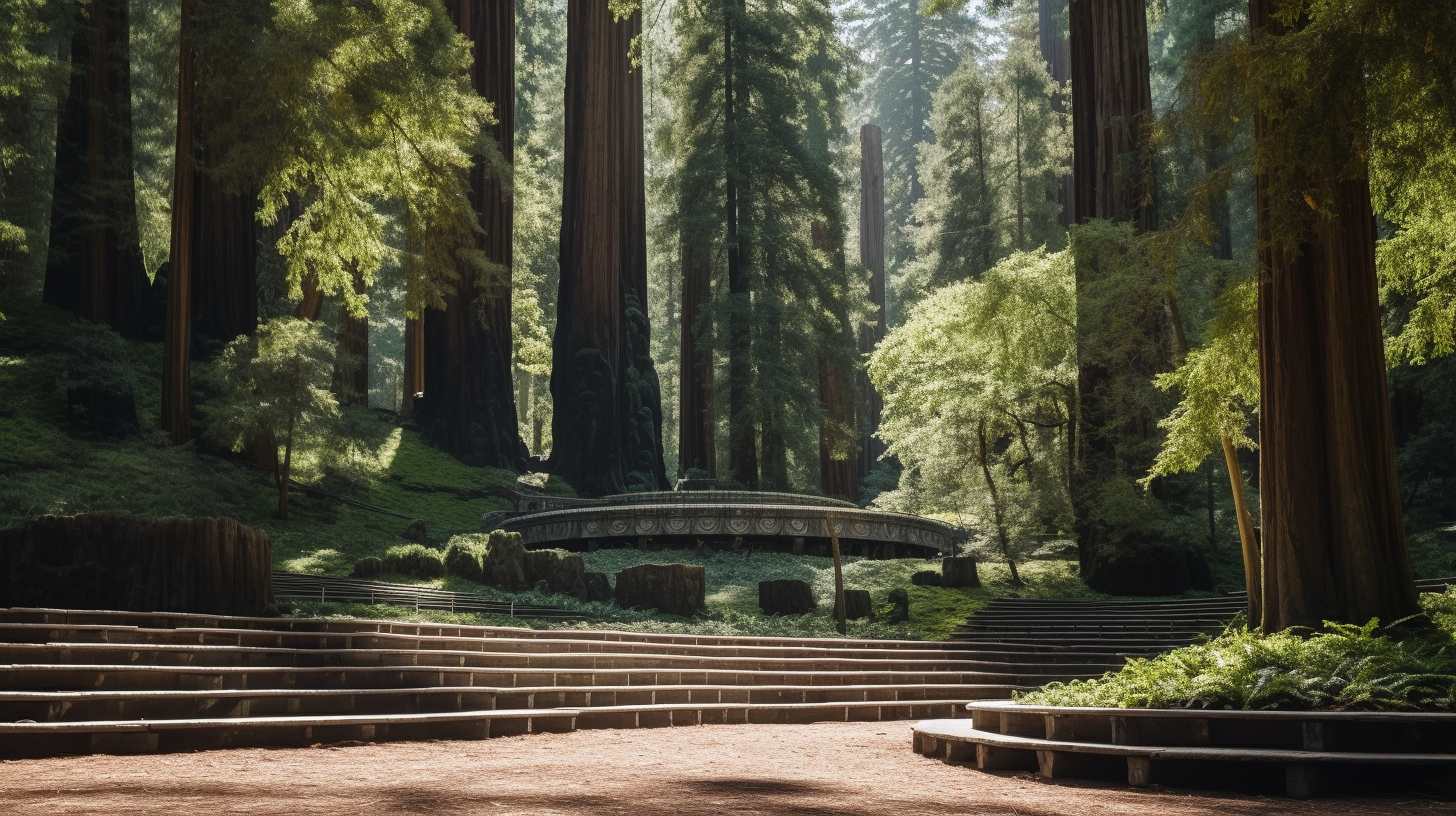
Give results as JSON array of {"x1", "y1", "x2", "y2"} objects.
[
  {"x1": 1020, "y1": 588, "x2": 1456, "y2": 711},
  {"x1": 383, "y1": 544, "x2": 445, "y2": 578}
]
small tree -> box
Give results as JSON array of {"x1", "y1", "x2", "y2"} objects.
[{"x1": 207, "y1": 317, "x2": 339, "y2": 519}]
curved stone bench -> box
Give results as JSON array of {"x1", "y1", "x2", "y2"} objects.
[{"x1": 913, "y1": 701, "x2": 1456, "y2": 798}]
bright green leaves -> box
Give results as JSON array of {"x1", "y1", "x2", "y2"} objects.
[{"x1": 206, "y1": 316, "x2": 341, "y2": 458}]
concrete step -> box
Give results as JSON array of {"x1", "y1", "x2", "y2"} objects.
[
  {"x1": 0, "y1": 683, "x2": 1019, "y2": 722},
  {"x1": 0, "y1": 642, "x2": 1119, "y2": 676},
  {"x1": 0, "y1": 663, "x2": 1077, "y2": 691}
]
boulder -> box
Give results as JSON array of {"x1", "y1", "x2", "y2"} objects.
[
  {"x1": 941, "y1": 556, "x2": 980, "y2": 588},
  {"x1": 758, "y1": 579, "x2": 816, "y2": 615},
  {"x1": 887, "y1": 588, "x2": 910, "y2": 624},
  {"x1": 911, "y1": 570, "x2": 942, "y2": 587},
  {"x1": 481, "y1": 531, "x2": 527, "y2": 592},
  {"x1": 582, "y1": 572, "x2": 614, "y2": 603},
  {"x1": 841, "y1": 589, "x2": 872, "y2": 620},
  {"x1": 615, "y1": 563, "x2": 706, "y2": 617}
]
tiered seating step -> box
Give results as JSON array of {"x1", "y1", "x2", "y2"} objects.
[{"x1": 913, "y1": 701, "x2": 1456, "y2": 798}]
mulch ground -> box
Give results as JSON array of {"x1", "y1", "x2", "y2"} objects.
[{"x1": 1, "y1": 721, "x2": 1450, "y2": 815}]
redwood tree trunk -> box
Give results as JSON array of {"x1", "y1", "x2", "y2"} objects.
[
  {"x1": 45, "y1": 0, "x2": 150, "y2": 337},
  {"x1": 1068, "y1": 0, "x2": 1164, "y2": 579},
  {"x1": 402, "y1": 314, "x2": 423, "y2": 416},
  {"x1": 678, "y1": 243, "x2": 716, "y2": 478},
  {"x1": 190, "y1": 165, "x2": 258, "y2": 349},
  {"x1": 724, "y1": 0, "x2": 757, "y2": 489},
  {"x1": 857, "y1": 124, "x2": 887, "y2": 481},
  {"x1": 815, "y1": 219, "x2": 857, "y2": 502},
  {"x1": 419, "y1": 0, "x2": 526, "y2": 469},
  {"x1": 335, "y1": 276, "x2": 369, "y2": 406},
  {"x1": 1249, "y1": 1, "x2": 1416, "y2": 633},
  {"x1": 1039, "y1": 0, "x2": 1074, "y2": 227},
  {"x1": 551, "y1": 0, "x2": 665, "y2": 494},
  {"x1": 161, "y1": 0, "x2": 197, "y2": 444}
]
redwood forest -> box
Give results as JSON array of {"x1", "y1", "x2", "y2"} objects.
[{"x1": 2, "y1": 0, "x2": 1456, "y2": 806}]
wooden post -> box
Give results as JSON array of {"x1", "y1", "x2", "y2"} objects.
[{"x1": 828, "y1": 513, "x2": 847, "y2": 635}]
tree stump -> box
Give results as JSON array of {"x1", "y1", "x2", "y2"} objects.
[
  {"x1": 0, "y1": 512, "x2": 272, "y2": 615},
  {"x1": 941, "y1": 557, "x2": 980, "y2": 588},
  {"x1": 887, "y1": 588, "x2": 910, "y2": 623},
  {"x1": 546, "y1": 552, "x2": 588, "y2": 599},
  {"x1": 352, "y1": 556, "x2": 384, "y2": 578},
  {"x1": 615, "y1": 563, "x2": 705, "y2": 617},
  {"x1": 582, "y1": 572, "x2": 613, "y2": 603},
  {"x1": 841, "y1": 589, "x2": 872, "y2": 620},
  {"x1": 758, "y1": 579, "x2": 816, "y2": 615},
  {"x1": 524, "y1": 549, "x2": 558, "y2": 586},
  {"x1": 443, "y1": 543, "x2": 483, "y2": 582},
  {"x1": 911, "y1": 570, "x2": 943, "y2": 587},
  {"x1": 481, "y1": 531, "x2": 527, "y2": 592}
]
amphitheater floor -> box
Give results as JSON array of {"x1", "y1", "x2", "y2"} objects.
[{"x1": 1, "y1": 721, "x2": 1450, "y2": 816}]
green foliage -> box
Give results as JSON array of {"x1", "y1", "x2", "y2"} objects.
[
  {"x1": 1023, "y1": 589, "x2": 1456, "y2": 711},
  {"x1": 871, "y1": 249, "x2": 1075, "y2": 574},
  {"x1": 0, "y1": 0, "x2": 63, "y2": 293},
  {"x1": 204, "y1": 317, "x2": 339, "y2": 468},
  {"x1": 199, "y1": 0, "x2": 498, "y2": 318},
  {"x1": 1146, "y1": 277, "x2": 1258, "y2": 482},
  {"x1": 58, "y1": 321, "x2": 137, "y2": 397}
]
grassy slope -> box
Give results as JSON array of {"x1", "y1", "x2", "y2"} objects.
[{"x1": 1, "y1": 294, "x2": 1104, "y2": 640}]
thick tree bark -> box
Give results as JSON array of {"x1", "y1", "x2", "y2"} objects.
[
  {"x1": 1068, "y1": 0, "x2": 1164, "y2": 579},
  {"x1": 814, "y1": 219, "x2": 858, "y2": 502},
  {"x1": 679, "y1": 244, "x2": 716, "y2": 477},
  {"x1": 161, "y1": 0, "x2": 197, "y2": 444},
  {"x1": 858, "y1": 124, "x2": 887, "y2": 480},
  {"x1": 189, "y1": 167, "x2": 258, "y2": 349},
  {"x1": 334, "y1": 276, "x2": 369, "y2": 406},
  {"x1": 1039, "y1": 0, "x2": 1074, "y2": 228},
  {"x1": 550, "y1": 0, "x2": 664, "y2": 494},
  {"x1": 724, "y1": 0, "x2": 757, "y2": 489},
  {"x1": 1251, "y1": 0, "x2": 1415, "y2": 633},
  {"x1": 418, "y1": 0, "x2": 526, "y2": 469},
  {"x1": 402, "y1": 314, "x2": 423, "y2": 416},
  {"x1": 45, "y1": 0, "x2": 150, "y2": 337}
]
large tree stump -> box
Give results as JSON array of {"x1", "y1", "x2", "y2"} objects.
[
  {"x1": 0, "y1": 512, "x2": 272, "y2": 615},
  {"x1": 481, "y1": 530, "x2": 527, "y2": 592},
  {"x1": 841, "y1": 589, "x2": 871, "y2": 620},
  {"x1": 758, "y1": 579, "x2": 816, "y2": 616},
  {"x1": 545, "y1": 552, "x2": 588, "y2": 599},
  {"x1": 615, "y1": 564, "x2": 705, "y2": 617},
  {"x1": 582, "y1": 572, "x2": 613, "y2": 603},
  {"x1": 911, "y1": 570, "x2": 942, "y2": 587},
  {"x1": 941, "y1": 557, "x2": 981, "y2": 588}
]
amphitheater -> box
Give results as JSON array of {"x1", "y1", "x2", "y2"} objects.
[{"x1": 2, "y1": 578, "x2": 1454, "y2": 801}]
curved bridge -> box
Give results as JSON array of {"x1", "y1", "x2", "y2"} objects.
[{"x1": 483, "y1": 490, "x2": 962, "y2": 558}]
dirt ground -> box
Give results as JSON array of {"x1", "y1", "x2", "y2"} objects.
[{"x1": 1, "y1": 722, "x2": 1450, "y2": 816}]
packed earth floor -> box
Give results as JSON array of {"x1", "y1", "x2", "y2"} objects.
[{"x1": 2, "y1": 722, "x2": 1450, "y2": 816}]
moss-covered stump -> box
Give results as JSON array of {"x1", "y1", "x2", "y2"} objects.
[
  {"x1": 0, "y1": 512, "x2": 272, "y2": 615},
  {"x1": 941, "y1": 557, "x2": 980, "y2": 588},
  {"x1": 582, "y1": 572, "x2": 613, "y2": 603},
  {"x1": 615, "y1": 563, "x2": 705, "y2": 617},
  {"x1": 759, "y1": 579, "x2": 815, "y2": 615},
  {"x1": 481, "y1": 531, "x2": 527, "y2": 591},
  {"x1": 911, "y1": 570, "x2": 942, "y2": 587}
]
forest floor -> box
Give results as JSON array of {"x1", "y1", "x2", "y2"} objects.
[{"x1": 1, "y1": 722, "x2": 1448, "y2": 816}]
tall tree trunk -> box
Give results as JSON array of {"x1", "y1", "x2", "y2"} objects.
[
  {"x1": 161, "y1": 0, "x2": 197, "y2": 444},
  {"x1": 816, "y1": 220, "x2": 858, "y2": 502},
  {"x1": 334, "y1": 274, "x2": 369, "y2": 406},
  {"x1": 551, "y1": 0, "x2": 664, "y2": 494},
  {"x1": 679, "y1": 243, "x2": 716, "y2": 477},
  {"x1": 190, "y1": 165, "x2": 258, "y2": 349},
  {"x1": 724, "y1": 0, "x2": 757, "y2": 489},
  {"x1": 1068, "y1": 0, "x2": 1164, "y2": 579},
  {"x1": 45, "y1": 0, "x2": 150, "y2": 337},
  {"x1": 858, "y1": 124, "x2": 887, "y2": 481},
  {"x1": 1039, "y1": 0, "x2": 1074, "y2": 227},
  {"x1": 419, "y1": 0, "x2": 527, "y2": 469},
  {"x1": 402, "y1": 314, "x2": 423, "y2": 416},
  {"x1": 1249, "y1": 1, "x2": 1416, "y2": 632}
]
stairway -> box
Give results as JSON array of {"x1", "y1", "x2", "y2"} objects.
[{"x1": 0, "y1": 606, "x2": 1070, "y2": 758}]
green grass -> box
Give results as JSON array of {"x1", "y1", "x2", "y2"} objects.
[{"x1": 1020, "y1": 588, "x2": 1456, "y2": 711}]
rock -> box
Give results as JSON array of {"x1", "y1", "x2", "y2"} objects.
[
  {"x1": 615, "y1": 563, "x2": 706, "y2": 617},
  {"x1": 402, "y1": 519, "x2": 429, "y2": 546},
  {"x1": 941, "y1": 556, "x2": 980, "y2": 588},
  {"x1": 758, "y1": 579, "x2": 816, "y2": 615},
  {"x1": 841, "y1": 589, "x2": 872, "y2": 620},
  {"x1": 352, "y1": 556, "x2": 384, "y2": 578},
  {"x1": 887, "y1": 588, "x2": 910, "y2": 623},
  {"x1": 546, "y1": 553, "x2": 588, "y2": 599},
  {"x1": 582, "y1": 572, "x2": 613, "y2": 603},
  {"x1": 911, "y1": 570, "x2": 942, "y2": 587},
  {"x1": 443, "y1": 543, "x2": 483, "y2": 583},
  {"x1": 481, "y1": 531, "x2": 527, "y2": 592}
]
